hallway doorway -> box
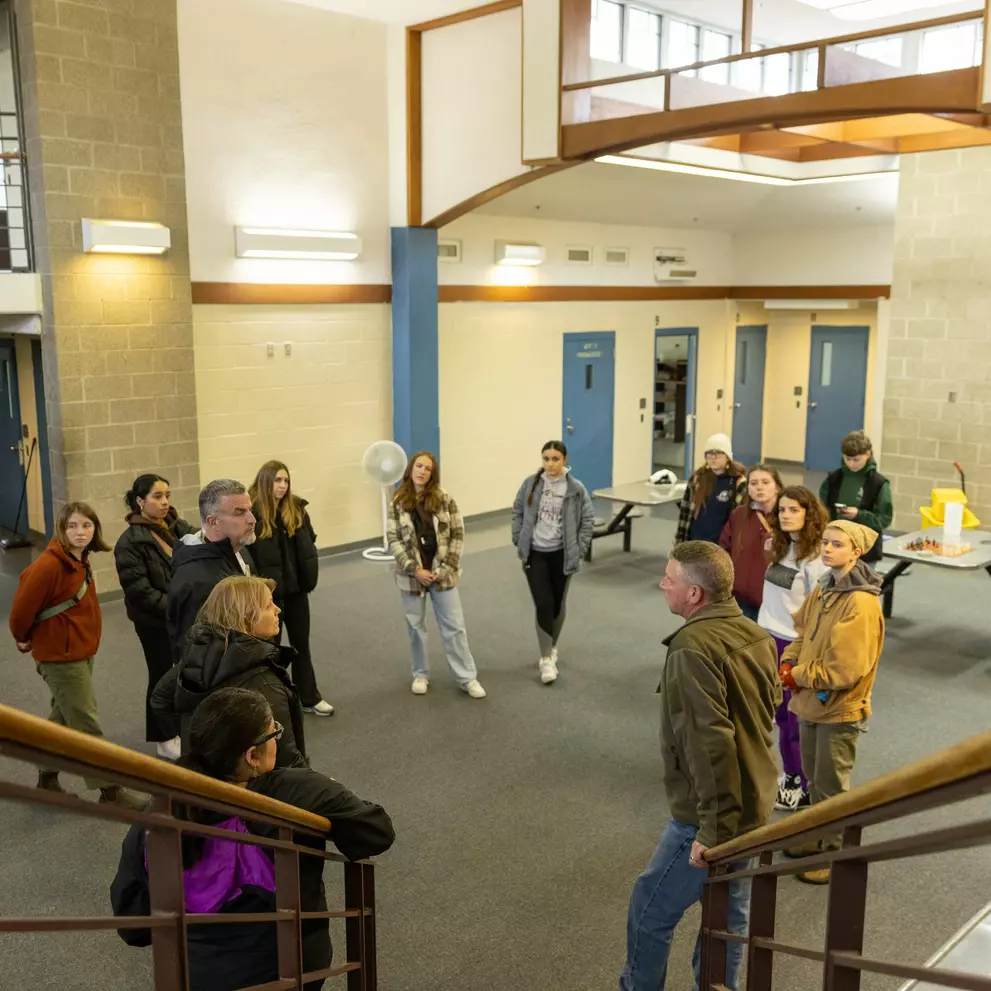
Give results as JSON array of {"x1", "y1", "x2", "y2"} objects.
[{"x1": 654, "y1": 328, "x2": 697, "y2": 480}]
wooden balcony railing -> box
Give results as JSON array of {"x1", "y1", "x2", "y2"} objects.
[
  {"x1": 699, "y1": 726, "x2": 991, "y2": 990},
  {"x1": 0, "y1": 703, "x2": 379, "y2": 991}
]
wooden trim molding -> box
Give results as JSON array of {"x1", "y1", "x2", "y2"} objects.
[
  {"x1": 191, "y1": 283, "x2": 392, "y2": 305},
  {"x1": 409, "y1": 0, "x2": 521, "y2": 32},
  {"x1": 439, "y1": 285, "x2": 890, "y2": 303},
  {"x1": 406, "y1": 27, "x2": 423, "y2": 227}
]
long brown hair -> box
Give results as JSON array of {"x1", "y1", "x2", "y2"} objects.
[
  {"x1": 393, "y1": 451, "x2": 443, "y2": 513},
  {"x1": 771, "y1": 485, "x2": 829, "y2": 565},
  {"x1": 527, "y1": 440, "x2": 568, "y2": 506},
  {"x1": 249, "y1": 461, "x2": 305, "y2": 539},
  {"x1": 56, "y1": 501, "x2": 110, "y2": 555},
  {"x1": 689, "y1": 459, "x2": 747, "y2": 517}
]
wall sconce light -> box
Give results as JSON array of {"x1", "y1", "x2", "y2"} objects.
[
  {"x1": 495, "y1": 240, "x2": 545, "y2": 266},
  {"x1": 81, "y1": 219, "x2": 171, "y2": 255},
  {"x1": 234, "y1": 227, "x2": 362, "y2": 260}
]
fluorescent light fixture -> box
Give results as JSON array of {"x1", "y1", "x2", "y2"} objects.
[
  {"x1": 796, "y1": 0, "x2": 960, "y2": 17},
  {"x1": 763, "y1": 299, "x2": 861, "y2": 309},
  {"x1": 596, "y1": 154, "x2": 895, "y2": 186},
  {"x1": 495, "y1": 240, "x2": 546, "y2": 266},
  {"x1": 234, "y1": 227, "x2": 362, "y2": 260},
  {"x1": 81, "y1": 219, "x2": 170, "y2": 255}
]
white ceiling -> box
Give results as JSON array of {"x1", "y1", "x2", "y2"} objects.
[
  {"x1": 474, "y1": 161, "x2": 899, "y2": 232},
  {"x1": 280, "y1": 0, "x2": 483, "y2": 24}
]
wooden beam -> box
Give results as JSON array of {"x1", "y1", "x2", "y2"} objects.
[
  {"x1": 731, "y1": 285, "x2": 889, "y2": 300},
  {"x1": 796, "y1": 142, "x2": 890, "y2": 162},
  {"x1": 560, "y1": 0, "x2": 592, "y2": 133},
  {"x1": 841, "y1": 112, "x2": 967, "y2": 140},
  {"x1": 408, "y1": 0, "x2": 521, "y2": 32},
  {"x1": 898, "y1": 128, "x2": 991, "y2": 152},
  {"x1": 561, "y1": 68, "x2": 980, "y2": 159},
  {"x1": 191, "y1": 284, "x2": 392, "y2": 305},
  {"x1": 406, "y1": 28, "x2": 422, "y2": 226},
  {"x1": 437, "y1": 285, "x2": 889, "y2": 303},
  {"x1": 424, "y1": 163, "x2": 574, "y2": 228},
  {"x1": 741, "y1": 0, "x2": 754, "y2": 54},
  {"x1": 739, "y1": 131, "x2": 827, "y2": 153}
]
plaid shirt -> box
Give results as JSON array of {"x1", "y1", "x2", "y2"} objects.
[
  {"x1": 386, "y1": 489, "x2": 465, "y2": 595},
  {"x1": 674, "y1": 472, "x2": 747, "y2": 545}
]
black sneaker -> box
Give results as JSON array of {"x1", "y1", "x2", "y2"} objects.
[
  {"x1": 37, "y1": 771, "x2": 66, "y2": 794},
  {"x1": 796, "y1": 789, "x2": 811, "y2": 810},
  {"x1": 774, "y1": 773, "x2": 804, "y2": 811}
]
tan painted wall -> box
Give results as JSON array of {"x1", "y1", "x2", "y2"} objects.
[{"x1": 192, "y1": 304, "x2": 391, "y2": 548}]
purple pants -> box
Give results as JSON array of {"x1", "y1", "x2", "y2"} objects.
[{"x1": 772, "y1": 635, "x2": 806, "y2": 787}]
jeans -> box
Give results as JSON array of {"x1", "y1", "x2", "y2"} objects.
[
  {"x1": 619, "y1": 819, "x2": 752, "y2": 991},
  {"x1": 401, "y1": 586, "x2": 478, "y2": 685}
]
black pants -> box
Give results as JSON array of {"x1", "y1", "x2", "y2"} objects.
[
  {"x1": 135, "y1": 624, "x2": 177, "y2": 743},
  {"x1": 279, "y1": 592, "x2": 323, "y2": 707},
  {"x1": 524, "y1": 549, "x2": 572, "y2": 657}
]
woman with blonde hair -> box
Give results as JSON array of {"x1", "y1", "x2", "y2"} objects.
[
  {"x1": 151, "y1": 575, "x2": 308, "y2": 768},
  {"x1": 249, "y1": 460, "x2": 331, "y2": 716},
  {"x1": 386, "y1": 450, "x2": 486, "y2": 698}
]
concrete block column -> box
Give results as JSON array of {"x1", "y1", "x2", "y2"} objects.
[{"x1": 15, "y1": 0, "x2": 198, "y2": 587}]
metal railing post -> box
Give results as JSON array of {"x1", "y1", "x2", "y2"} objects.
[
  {"x1": 274, "y1": 825, "x2": 303, "y2": 987},
  {"x1": 699, "y1": 866, "x2": 730, "y2": 991},
  {"x1": 145, "y1": 795, "x2": 188, "y2": 991},
  {"x1": 823, "y1": 826, "x2": 867, "y2": 991},
  {"x1": 345, "y1": 860, "x2": 368, "y2": 991},
  {"x1": 746, "y1": 850, "x2": 778, "y2": 991}
]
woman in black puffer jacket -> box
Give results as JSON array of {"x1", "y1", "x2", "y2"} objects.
[
  {"x1": 114, "y1": 473, "x2": 194, "y2": 760},
  {"x1": 151, "y1": 575, "x2": 308, "y2": 769},
  {"x1": 249, "y1": 461, "x2": 332, "y2": 716}
]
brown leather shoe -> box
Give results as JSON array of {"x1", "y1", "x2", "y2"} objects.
[
  {"x1": 37, "y1": 771, "x2": 66, "y2": 793},
  {"x1": 98, "y1": 786, "x2": 148, "y2": 811}
]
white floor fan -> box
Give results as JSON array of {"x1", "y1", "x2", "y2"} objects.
[{"x1": 362, "y1": 440, "x2": 408, "y2": 562}]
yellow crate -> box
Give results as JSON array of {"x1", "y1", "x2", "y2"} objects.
[{"x1": 920, "y1": 488, "x2": 980, "y2": 529}]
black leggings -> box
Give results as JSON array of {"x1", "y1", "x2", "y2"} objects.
[
  {"x1": 524, "y1": 549, "x2": 572, "y2": 657},
  {"x1": 279, "y1": 592, "x2": 323, "y2": 707},
  {"x1": 135, "y1": 624, "x2": 177, "y2": 743}
]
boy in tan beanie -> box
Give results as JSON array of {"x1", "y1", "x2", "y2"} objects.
[{"x1": 778, "y1": 520, "x2": 885, "y2": 884}]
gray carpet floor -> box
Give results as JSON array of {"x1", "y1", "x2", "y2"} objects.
[{"x1": 1, "y1": 500, "x2": 990, "y2": 991}]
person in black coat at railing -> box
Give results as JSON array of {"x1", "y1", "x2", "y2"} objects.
[
  {"x1": 167, "y1": 478, "x2": 257, "y2": 662},
  {"x1": 153, "y1": 575, "x2": 308, "y2": 768},
  {"x1": 111, "y1": 686, "x2": 395, "y2": 991},
  {"x1": 113, "y1": 473, "x2": 195, "y2": 761},
  {"x1": 249, "y1": 460, "x2": 333, "y2": 716}
]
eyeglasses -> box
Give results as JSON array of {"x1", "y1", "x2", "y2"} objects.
[{"x1": 252, "y1": 721, "x2": 283, "y2": 748}]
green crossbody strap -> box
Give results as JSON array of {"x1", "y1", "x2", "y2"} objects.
[{"x1": 35, "y1": 567, "x2": 91, "y2": 623}]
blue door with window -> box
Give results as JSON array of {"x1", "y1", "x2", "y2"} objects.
[
  {"x1": 805, "y1": 326, "x2": 870, "y2": 471},
  {"x1": 731, "y1": 325, "x2": 767, "y2": 468},
  {"x1": 0, "y1": 340, "x2": 23, "y2": 531},
  {"x1": 562, "y1": 332, "x2": 615, "y2": 494}
]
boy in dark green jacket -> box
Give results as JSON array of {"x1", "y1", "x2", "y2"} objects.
[{"x1": 819, "y1": 431, "x2": 892, "y2": 565}]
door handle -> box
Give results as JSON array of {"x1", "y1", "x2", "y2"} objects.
[
  {"x1": 566, "y1": 423, "x2": 574, "y2": 433},
  {"x1": 808, "y1": 402, "x2": 818, "y2": 409},
  {"x1": 733, "y1": 403, "x2": 742, "y2": 409}
]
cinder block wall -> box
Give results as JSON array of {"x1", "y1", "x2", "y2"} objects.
[
  {"x1": 16, "y1": 0, "x2": 198, "y2": 589},
  {"x1": 884, "y1": 146, "x2": 991, "y2": 530}
]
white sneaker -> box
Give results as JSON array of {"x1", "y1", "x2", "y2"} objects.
[
  {"x1": 302, "y1": 700, "x2": 335, "y2": 716},
  {"x1": 156, "y1": 737, "x2": 181, "y2": 761},
  {"x1": 539, "y1": 657, "x2": 558, "y2": 684},
  {"x1": 411, "y1": 676, "x2": 429, "y2": 695},
  {"x1": 461, "y1": 679, "x2": 487, "y2": 699}
]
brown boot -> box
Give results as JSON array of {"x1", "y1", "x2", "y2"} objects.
[
  {"x1": 37, "y1": 771, "x2": 66, "y2": 793},
  {"x1": 783, "y1": 840, "x2": 822, "y2": 859},
  {"x1": 98, "y1": 786, "x2": 148, "y2": 811}
]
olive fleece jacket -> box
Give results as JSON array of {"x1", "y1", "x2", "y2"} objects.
[
  {"x1": 782, "y1": 561, "x2": 885, "y2": 724},
  {"x1": 659, "y1": 600, "x2": 781, "y2": 849}
]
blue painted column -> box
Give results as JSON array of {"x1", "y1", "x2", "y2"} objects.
[{"x1": 391, "y1": 226, "x2": 440, "y2": 458}]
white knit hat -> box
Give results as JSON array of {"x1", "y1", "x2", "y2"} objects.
[{"x1": 702, "y1": 433, "x2": 733, "y2": 459}]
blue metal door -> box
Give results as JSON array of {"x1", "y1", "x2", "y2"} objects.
[
  {"x1": 732, "y1": 325, "x2": 767, "y2": 468},
  {"x1": 805, "y1": 326, "x2": 870, "y2": 471},
  {"x1": 0, "y1": 340, "x2": 23, "y2": 530},
  {"x1": 563, "y1": 332, "x2": 615, "y2": 494}
]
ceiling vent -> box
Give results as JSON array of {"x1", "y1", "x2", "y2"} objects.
[
  {"x1": 654, "y1": 246, "x2": 697, "y2": 282},
  {"x1": 604, "y1": 247, "x2": 629, "y2": 266},
  {"x1": 437, "y1": 239, "x2": 461, "y2": 263},
  {"x1": 567, "y1": 245, "x2": 593, "y2": 265}
]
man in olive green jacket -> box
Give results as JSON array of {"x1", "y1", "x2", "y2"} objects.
[{"x1": 620, "y1": 541, "x2": 780, "y2": 991}]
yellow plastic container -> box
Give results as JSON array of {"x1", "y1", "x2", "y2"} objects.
[{"x1": 920, "y1": 487, "x2": 981, "y2": 530}]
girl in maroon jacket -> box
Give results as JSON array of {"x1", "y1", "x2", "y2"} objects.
[
  {"x1": 719, "y1": 464, "x2": 783, "y2": 621},
  {"x1": 8, "y1": 502, "x2": 141, "y2": 807}
]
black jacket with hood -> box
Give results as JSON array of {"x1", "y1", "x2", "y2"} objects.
[
  {"x1": 151, "y1": 624, "x2": 307, "y2": 768},
  {"x1": 110, "y1": 765, "x2": 395, "y2": 991},
  {"x1": 250, "y1": 499, "x2": 319, "y2": 602},
  {"x1": 166, "y1": 533, "x2": 255, "y2": 659},
  {"x1": 114, "y1": 509, "x2": 195, "y2": 629}
]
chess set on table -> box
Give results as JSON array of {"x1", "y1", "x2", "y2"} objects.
[{"x1": 902, "y1": 537, "x2": 974, "y2": 558}]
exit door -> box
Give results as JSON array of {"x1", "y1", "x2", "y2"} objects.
[
  {"x1": 563, "y1": 332, "x2": 615, "y2": 494},
  {"x1": 732, "y1": 325, "x2": 767, "y2": 468},
  {"x1": 0, "y1": 340, "x2": 23, "y2": 530},
  {"x1": 805, "y1": 326, "x2": 869, "y2": 471}
]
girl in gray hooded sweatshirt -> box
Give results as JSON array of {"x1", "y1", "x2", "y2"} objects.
[{"x1": 511, "y1": 440, "x2": 595, "y2": 685}]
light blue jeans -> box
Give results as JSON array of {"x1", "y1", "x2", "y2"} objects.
[
  {"x1": 401, "y1": 587, "x2": 478, "y2": 685},
  {"x1": 619, "y1": 819, "x2": 752, "y2": 991}
]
